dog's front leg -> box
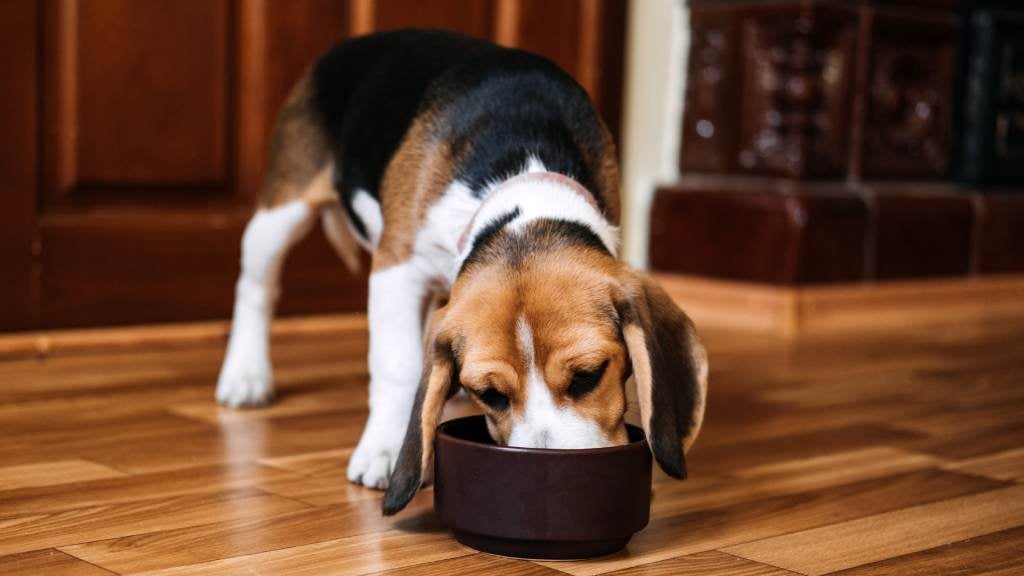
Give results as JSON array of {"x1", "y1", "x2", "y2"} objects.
[{"x1": 347, "y1": 259, "x2": 430, "y2": 489}]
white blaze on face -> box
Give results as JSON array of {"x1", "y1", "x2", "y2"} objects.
[{"x1": 507, "y1": 316, "x2": 613, "y2": 449}]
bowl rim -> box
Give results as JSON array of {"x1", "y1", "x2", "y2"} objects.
[{"x1": 436, "y1": 415, "x2": 648, "y2": 456}]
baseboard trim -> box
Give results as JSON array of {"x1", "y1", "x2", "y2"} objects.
[
  {"x1": 655, "y1": 273, "x2": 1024, "y2": 337},
  {"x1": 0, "y1": 314, "x2": 368, "y2": 361}
]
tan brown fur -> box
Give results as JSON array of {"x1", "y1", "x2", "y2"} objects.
[
  {"x1": 681, "y1": 317, "x2": 708, "y2": 451},
  {"x1": 418, "y1": 342, "x2": 454, "y2": 474},
  {"x1": 371, "y1": 107, "x2": 620, "y2": 271},
  {"x1": 635, "y1": 274, "x2": 707, "y2": 452},
  {"x1": 259, "y1": 72, "x2": 333, "y2": 209},
  {"x1": 589, "y1": 122, "x2": 622, "y2": 224},
  {"x1": 372, "y1": 111, "x2": 456, "y2": 271},
  {"x1": 618, "y1": 271, "x2": 708, "y2": 473},
  {"x1": 441, "y1": 246, "x2": 631, "y2": 446}
]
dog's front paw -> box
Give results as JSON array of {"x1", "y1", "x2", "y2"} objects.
[
  {"x1": 216, "y1": 351, "x2": 273, "y2": 408},
  {"x1": 347, "y1": 413, "x2": 408, "y2": 490}
]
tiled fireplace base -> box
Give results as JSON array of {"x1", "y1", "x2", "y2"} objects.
[{"x1": 650, "y1": 177, "x2": 1024, "y2": 284}]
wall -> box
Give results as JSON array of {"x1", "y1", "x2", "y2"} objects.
[{"x1": 620, "y1": 0, "x2": 687, "y2": 267}]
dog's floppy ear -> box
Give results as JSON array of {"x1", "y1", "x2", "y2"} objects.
[
  {"x1": 382, "y1": 311, "x2": 458, "y2": 515},
  {"x1": 616, "y1": 271, "x2": 708, "y2": 479}
]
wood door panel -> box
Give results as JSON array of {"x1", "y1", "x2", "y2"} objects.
[
  {"x1": 236, "y1": 0, "x2": 350, "y2": 198},
  {"x1": 496, "y1": 0, "x2": 627, "y2": 142},
  {"x1": 39, "y1": 212, "x2": 248, "y2": 328},
  {"x1": 501, "y1": 0, "x2": 583, "y2": 86},
  {"x1": 38, "y1": 211, "x2": 365, "y2": 329},
  {"x1": 0, "y1": 0, "x2": 39, "y2": 330},
  {"x1": 32, "y1": 0, "x2": 366, "y2": 330},
  {"x1": 8, "y1": 0, "x2": 625, "y2": 331},
  {"x1": 370, "y1": 0, "x2": 495, "y2": 37},
  {"x1": 262, "y1": 1, "x2": 349, "y2": 127},
  {"x1": 45, "y1": 0, "x2": 230, "y2": 195}
]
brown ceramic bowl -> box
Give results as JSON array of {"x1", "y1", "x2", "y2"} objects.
[{"x1": 434, "y1": 415, "x2": 652, "y2": 560}]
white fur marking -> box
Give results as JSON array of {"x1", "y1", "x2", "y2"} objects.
[
  {"x1": 347, "y1": 262, "x2": 429, "y2": 489},
  {"x1": 217, "y1": 199, "x2": 314, "y2": 407},
  {"x1": 453, "y1": 171, "x2": 619, "y2": 278},
  {"x1": 507, "y1": 316, "x2": 611, "y2": 449},
  {"x1": 351, "y1": 188, "x2": 383, "y2": 249},
  {"x1": 421, "y1": 181, "x2": 482, "y2": 279},
  {"x1": 525, "y1": 155, "x2": 547, "y2": 174},
  {"x1": 347, "y1": 181, "x2": 481, "y2": 489}
]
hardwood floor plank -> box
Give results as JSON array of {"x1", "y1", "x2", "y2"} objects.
[
  {"x1": 61, "y1": 494, "x2": 434, "y2": 574},
  {"x1": 0, "y1": 460, "x2": 126, "y2": 491},
  {"x1": 696, "y1": 399, "x2": 928, "y2": 448},
  {"x1": 0, "y1": 349, "x2": 225, "y2": 399},
  {"x1": 943, "y1": 447, "x2": 1024, "y2": 481},
  {"x1": 538, "y1": 470, "x2": 1002, "y2": 576},
  {"x1": 903, "y1": 422, "x2": 1024, "y2": 461},
  {"x1": 361, "y1": 553, "x2": 563, "y2": 576},
  {"x1": 825, "y1": 525, "x2": 1024, "y2": 575},
  {"x1": 604, "y1": 550, "x2": 798, "y2": 575},
  {"x1": 168, "y1": 380, "x2": 368, "y2": 424},
  {"x1": 0, "y1": 549, "x2": 114, "y2": 576},
  {"x1": 260, "y1": 448, "x2": 353, "y2": 477},
  {"x1": 723, "y1": 484, "x2": 1024, "y2": 575},
  {"x1": 0, "y1": 488, "x2": 308, "y2": 555},
  {"x1": 0, "y1": 384, "x2": 210, "y2": 428},
  {"x1": 0, "y1": 339, "x2": 365, "y2": 402},
  {"x1": 0, "y1": 307, "x2": 1019, "y2": 575},
  {"x1": 0, "y1": 463, "x2": 297, "y2": 516},
  {"x1": 0, "y1": 413, "x2": 213, "y2": 469},
  {"x1": 260, "y1": 469, "x2": 383, "y2": 507},
  {"x1": 685, "y1": 425, "x2": 922, "y2": 477},
  {"x1": 889, "y1": 403, "x2": 1024, "y2": 437},
  {"x1": 82, "y1": 410, "x2": 367, "y2": 474},
  {"x1": 650, "y1": 447, "x2": 940, "y2": 519},
  {"x1": 132, "y1": 530, "x2": 473, "y2": 576}
]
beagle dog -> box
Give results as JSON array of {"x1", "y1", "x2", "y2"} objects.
[{"x1": 215, "y1": 29, "x2": 708, "y2": 515}]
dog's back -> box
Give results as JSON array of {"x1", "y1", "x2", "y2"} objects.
[{"x1": 307, "y1": 29, "x2": 620, "y2": 240}]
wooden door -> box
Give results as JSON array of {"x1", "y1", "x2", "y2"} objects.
[{"x1": 1, "y1": 0, "x2": 627, "y2": 332}]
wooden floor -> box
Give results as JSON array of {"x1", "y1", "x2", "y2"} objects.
[{"x1": 1, "y1": 315, "x2": 1023, "y2": 575}]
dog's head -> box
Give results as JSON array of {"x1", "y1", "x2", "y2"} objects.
[{"x1": 382, "y1": 220, "x2": 707, "y2": 515}]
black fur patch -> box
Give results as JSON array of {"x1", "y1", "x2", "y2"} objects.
[
  {"x1": 382, "y1": 381, "x2": 428, "y2": 516},
  {"x1": 533, "y1": 219, "x2": 609, "y2": 255},
  {"x1": 458, "y1": 207, "x2": 521, "y2": 274},
  {"x1": 616, "y1": 283, "x2": 703, "y2": 481},
  {"x1": 308, "y1": 29, "x2": 613, "y2": 214},
  {"x1": 644, "y1": 315, "x2": 695, "y2": 480},
  {"x1": 459, "y1": 216, "x2": 611, "y2": 277}
]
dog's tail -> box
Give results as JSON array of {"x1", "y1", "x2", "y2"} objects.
[
  {"x1": 320, "y1": 200, "x2": 362, "y2": 275},
  {"x1": 259, "y1": 70, "x2": 363, "y2": 276},
  {"x1": 294, "y1": 167, "x2": 362, "y2": 276}
]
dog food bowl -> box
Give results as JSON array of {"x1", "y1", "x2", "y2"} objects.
[{"x1": 434, "y1": 415, "x2": 652, "y2": 560}]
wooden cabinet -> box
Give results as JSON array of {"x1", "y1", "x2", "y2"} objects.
[{"x1": 1, "y1": 0, "x2": 627, "y2": 331}]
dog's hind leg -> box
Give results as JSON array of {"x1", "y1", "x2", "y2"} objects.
[
  {"x1": 215, "y1": 189, "x2": 324, "y2": 406},
  {"x1": 216, "y1": 75, "x2": 334, "y2": 407}
]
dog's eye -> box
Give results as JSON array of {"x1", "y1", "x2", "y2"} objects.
[
  {"x1": 569, "y1": 360, "x2": 608, "y2": 399},
  {"x1": 478, "y1": 387, "x2": 509, "y2": 411}
]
